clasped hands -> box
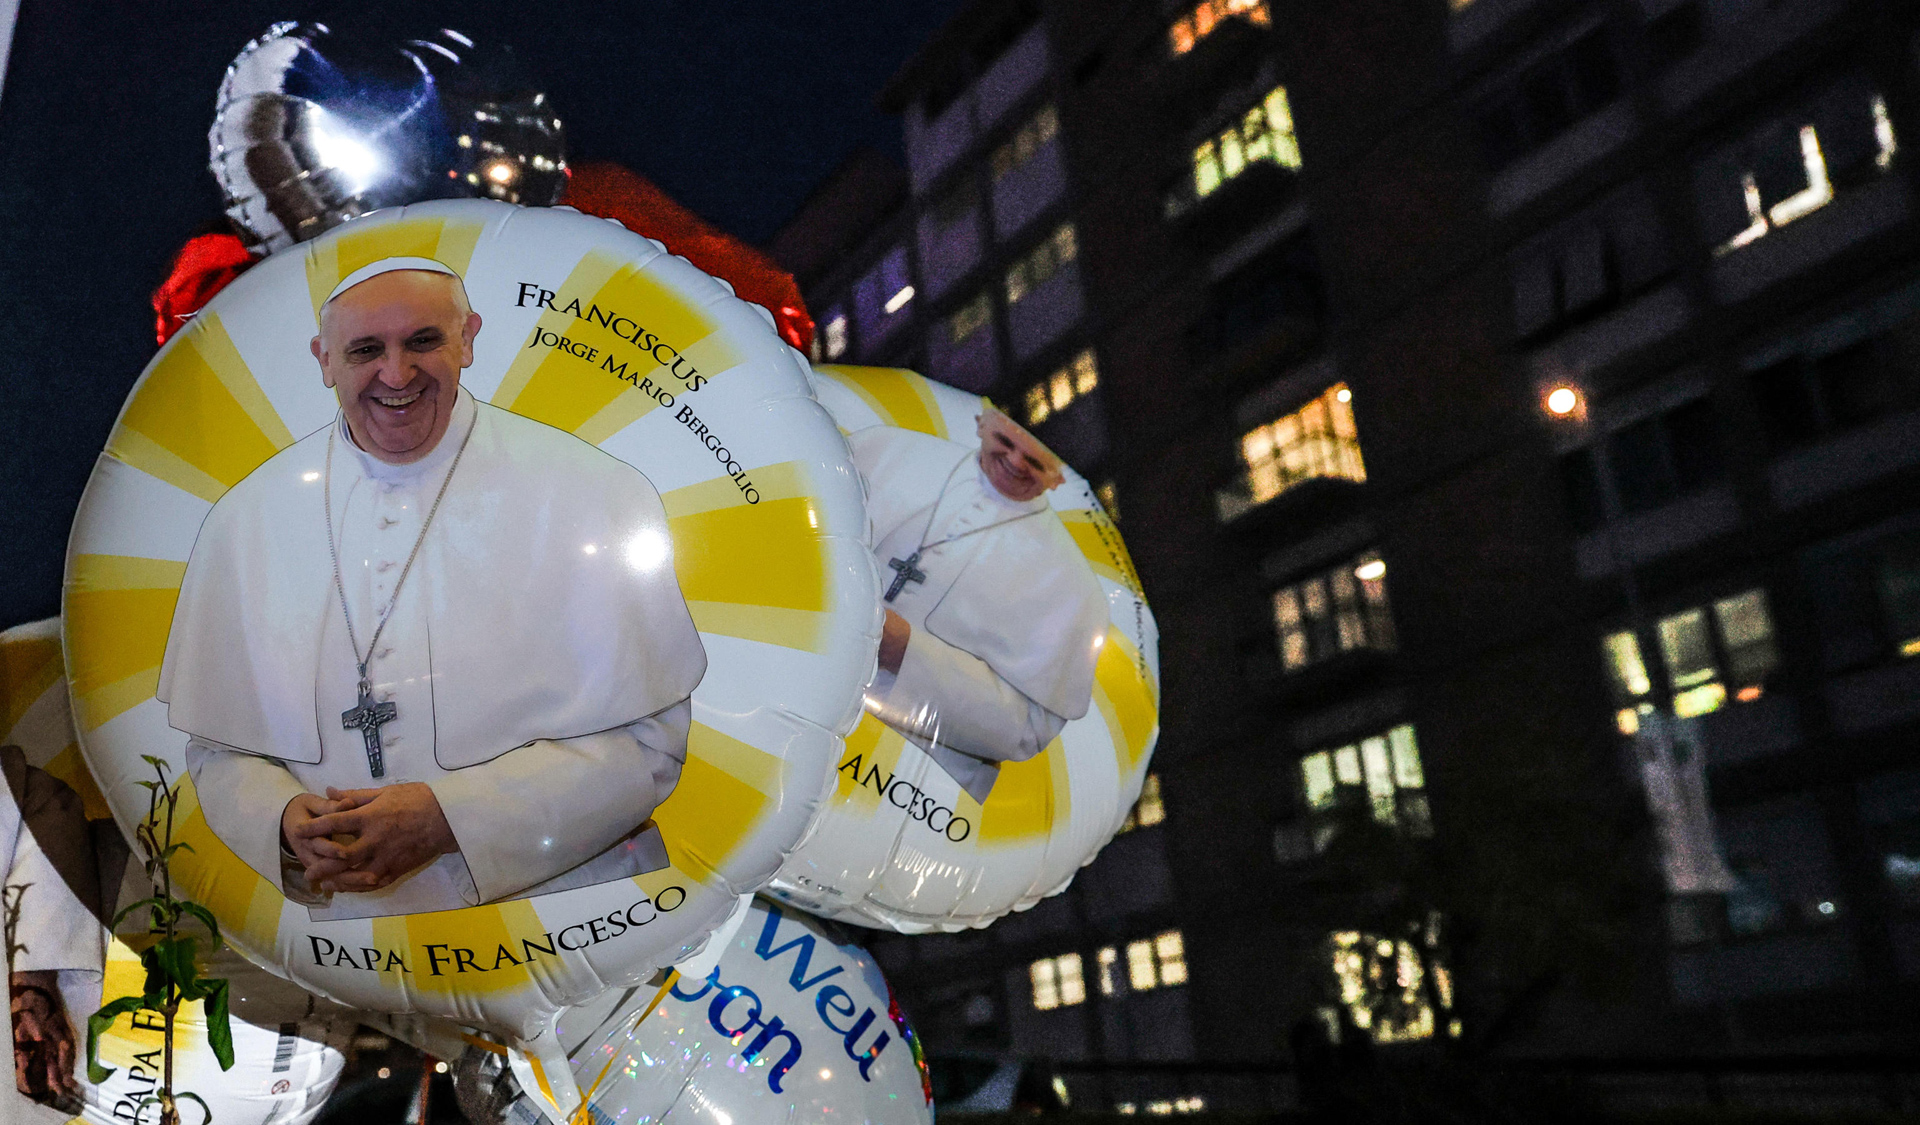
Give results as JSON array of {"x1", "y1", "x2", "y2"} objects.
[{"x1": 280, "y1": 782, "x2": 458, "y2": 893}]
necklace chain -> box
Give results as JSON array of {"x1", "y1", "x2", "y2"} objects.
[
  {"x1": 324, "y1": 411, "x2": 477, "y2": 691},
  {"x1": 907, "y1": 452, "x2": 1048, "y2": 558}
]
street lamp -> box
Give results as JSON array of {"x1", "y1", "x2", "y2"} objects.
[{"x1": 1545, "y1": 385, "x2": 1580, "y2": 416}]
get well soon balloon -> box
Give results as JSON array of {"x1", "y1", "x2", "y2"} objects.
[
  {"x1": 768, "y1": 366, "x2": 1160, "y2": 932},
  {"x1": 62, "y1": 200, "x2": 876, "y2": 1121},
  {"x1": 508, "y1": 897, "x2": 930, "y2": 1125}
]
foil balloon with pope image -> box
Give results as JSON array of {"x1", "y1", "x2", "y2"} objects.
[
  {"x1": 769, "y1": 366, "x2": 1161, "y2": 932},
  {"x1": 62, "y1": 201, "x2": 879, "y2": 1123},
  {"x1": 2, "y1": 619, "x2": 357, "y2": 1125}
]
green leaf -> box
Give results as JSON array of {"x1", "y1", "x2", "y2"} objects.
[
  {"x1": 175, "y1": 1091, "x2": 215, "y2": 1125},
  {"x1": 134, "y1": 780, "x2": 159, "y2": 793},
  {"x1": 201, "y1": 979, "x2": 235, "y2": 1071},
  {"x1": 154, "y1": 935, "x2": 200, "y2": 990},
  {"x1": 85, "y1": 995, "x2": 148, "y2": 1083},
  {"x1": 176, "y1": 901, "x2": 222, "y2": 948},
  {"x1": 110, "y1": 895, "x2": 168, "y2": 932},
  {"x1": 139, "y1": 754, "x2": 168, "y2": 770}
]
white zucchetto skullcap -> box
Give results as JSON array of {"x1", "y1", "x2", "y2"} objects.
[{"x1": 323, "y1": 257, "x2": 462, "y2": 307}]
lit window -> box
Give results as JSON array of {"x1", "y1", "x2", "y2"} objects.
[
  {"x1": 991, "y1": 104, "x2": 1060, "y2": 180},
  {"x1": 1233, "y1": 383, "x2": 1365, "y2": 512},
  {"x1": 1029, "y1": 952, "x2": 1085, "y2": 1010},
  {"x1": 1006, "y1": 224, "x2": 1078, "y2": 305},
  {"x1": 1119, "y1": 773, "x2": 1165, "y2": 833},
  {"x1": 853, "y1": 247, "x2": 914, "y2": 337},
  {"x1": 1712, "y1": 93, "x2": 1899, "y2": 257},
  {"x1": 822, "y1": 308, "x2": 849, "y2": 360},
  {"x1": 1273, "y1": 551, "x2": 1395, "y2": 672},
  {"x1": 1096, "y1": 480, "x2": 1119, "y2": 522},
  {"x1": 1601, "y1": 629, "x2": 1653, "y2": 735},
  {"x1": 1096, "y1": 946, "x2": 1120, "y2": 996},
  {"x1": 1169, "y1": 0, "x2": 1268, "y2": 54},
  {"x1": 1327, "y1": 927, "x2": 1451, "y2": 1044},
  {"x1": 1025, "y1": 349, "x2": 1098, "y2": 425},
  {"x1": 1299, "y1": 724, "x2": 1430, "y2": 849},
  {"x1": 1121, "y1": 930, "x2": 1188, "y2": 993},
  {"x1": 1154, "y1": 931, "x2": 1187, "y2": 985},
  {"x1": 948, "y1": 292, "x2": 991, "y2": 344},
  {"x1": 1191, "y1": 85, "x2": 1301, "y2": 201},
  {"x1": 1604, "y1": 588, "x2": 1778, "y2": 728}
]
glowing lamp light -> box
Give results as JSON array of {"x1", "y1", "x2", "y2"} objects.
[
  {"x1": 1354, "y1": 558, "x2": 1386, "y2": 582},
  {"x1": 884, "y1": 284, "x2": 916, "y2": 315},
  {"x1": 486, "y1": 160, "x2": 517, "y2": 185},
  {"x1": 1335, "y1": 387, "x2": 1352, "y2": 403},
  {"x1": 1545, "y1": 386, "x2": 1580, "y2": 416}
]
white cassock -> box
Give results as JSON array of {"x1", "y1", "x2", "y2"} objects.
[
  {"x1": 158, "y1": 388, "x2": 707, "y2": 919},
  {"x1": 852, "y1": 427, "x2": 1108, "y2": 802},
  {"x1": 2, "y1": 745, "x2": 103, "y2": 1108}
]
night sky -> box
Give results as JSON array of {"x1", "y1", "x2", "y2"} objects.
[{"x1": 0, "y1": 0, "x2": 955, "y2": 625}]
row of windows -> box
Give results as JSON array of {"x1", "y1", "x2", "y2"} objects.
[
  {"x1": 1168, "y1": 84, "x2": 1302, "y2": 218},
  {"x1": 1167, "y1": 0, "x2": 1269, "y2": 56},
  {"x1": 1511, "y1": 75, "x2": 1901, "y2": 350},
  {"x1": 990, "y1": 103, "x2": 1059, "y2": 182},
  {"x1": 1326, "y1": 926, "x2": 1457, "y2": 1045},
  {"x1": 1274, "y1": 551, "x2": 1394, "y2": 673},
  {"x1": 1117, "y1": 772, "x2": 1166, "y2": 833},
  {"x1": 821, "y1": 101, "x2": 1067, "y2": 366},
  {"x1": 1025, "y1": 349, "x2": 1099, "y2": 426},
  {"x1": 1604, "y1": 589, "x2": 1779, "y2": 730},
  {"x1": 1240, "y1": 383, "x2": 1366, "y2": 507},
  {"x1": 1301, "y1": 724, "x2": 1432, "y2": 842},
  {"x1": 1029, "y1": 931, "x2": 1188, "y2": 1010}
]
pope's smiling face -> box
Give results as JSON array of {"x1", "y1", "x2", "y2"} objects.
[
  {"x1": 976, "y1": 407, "x2": 1065, "y2": 503},
  {"x1": 312, "y1": 270, "x2": 482, "y2": 464}
]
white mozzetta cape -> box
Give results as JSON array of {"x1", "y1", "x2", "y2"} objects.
[
  {"x1": 157, "y1": 394, "x2": 706, "y2": 769},
  {"x1": 851, "y1": 427, "x2": 1107, "y2": 720}
]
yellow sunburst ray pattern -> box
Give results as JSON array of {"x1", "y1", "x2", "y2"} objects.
[
  {"x1": 972, "y1": 735, "x2": 1071, "y2": 844},
  {"x1": 63, "y1": 556, "x2": 186, "y2": 734},
  {"x1": 652, "y1": 722, "x2": 780, "y2": 881},
  {"x1": 104, "y1": 312, "x2": 295, "y2": 504},
  {"x1": 1059, "y1": 509, "x2": 1146, "y2": 599},
  {"x1": 812, "y1": 365, "x2": 950, "y2": 437},
  {"x1": 662, "y1": 463, "x2": 832, "y2": 653},
  {"x1": 1091, "y1": 626, "x2": 1158, "y2": 774}
]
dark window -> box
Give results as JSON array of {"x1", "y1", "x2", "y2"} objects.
[
  {"x1": 1874, "y1": 535, "x2": 1920, "y2": 658},
  {"x1": 1190, "y1": 232, "x2": 1322, "y2": 355},
  {"x1": 1646, "y1": 2, "x2": 1705, "y2": 68},
  {"x1": 1559, "y1": 449, "x2": 1606, "y2": 532},
  {"x1": 1749, "y1": 333, "x2": 1905, "y2": 452},
  {"x1": 1513, "y1": 188, "x2": 1674, "y2": 342},
  {"x1": 1586, "y1": 397, "x2": 1724, "y2": 517},
  {"x1": 1478, "y1": 28, "x2": 1622, "y2": 168},
  {"x1": 972, "y1": 0, "x2": 1040, "y2": 71}
]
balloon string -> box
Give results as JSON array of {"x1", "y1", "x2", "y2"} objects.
[{"x1": 570, "y1": 968, "x2": 680, "y2": 1125}]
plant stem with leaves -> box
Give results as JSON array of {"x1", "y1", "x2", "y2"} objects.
[{"x1": 86, "y1": 755, "x2": 233, "y2": 1125}]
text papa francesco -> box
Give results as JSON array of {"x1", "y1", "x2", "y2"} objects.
[
  {"x1": 303, "y1": 888, "x2": 685, "y2": 976},
  {"x1": 838, "y1": 753, "x2": 971, "y2": 841}
]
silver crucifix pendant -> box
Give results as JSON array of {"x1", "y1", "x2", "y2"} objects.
[{"x1": 341, "y1": 672, "x2": 397, "y2": 778}]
